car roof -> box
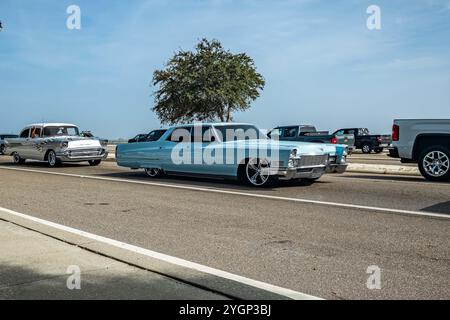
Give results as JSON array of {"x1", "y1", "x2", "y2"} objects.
[
  {"x1": 274, "y1": 125, "x2": 315, "y2": 128},
  {"x1": 170, "y1": 122, "x2": 254, "y2": 128},
  {"x1": 25, "y1": 123, "x2": 78, "y2": 128}
]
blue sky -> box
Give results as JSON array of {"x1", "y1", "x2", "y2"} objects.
[{"x1": 1, "y1": 0, "x2": 450, "y2": 139}]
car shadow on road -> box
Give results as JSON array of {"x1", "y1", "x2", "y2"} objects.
[
  {"x1": 0, "y1": 262, "x2": 226, "y2": 300},
  {"x1": 93, "y1": 170, "x2": 329, "y2": 191},
  {"x1": 341, "y1": 174, "x2": 436, "y2": 184},
  {"x1": 421, "y1": 201, "x2": 450, "y2": 215},
  {"x1": 0, "y1": 160, "x2": 91, "y2": 168}
]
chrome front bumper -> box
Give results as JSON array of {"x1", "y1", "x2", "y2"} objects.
[
  {"x1": 56, "y1": 148, "x2": 108, "y2": 162},
  {"x1": 325, "y1": 163, "x2": 348, "y2": 173},
  {"x1": 272, "y1": 165, "x2": 327, "y2": 180}
]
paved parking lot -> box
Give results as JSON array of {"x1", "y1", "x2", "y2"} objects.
[{"x1": 0, "y1": 157, "x2": 449, "y2": 299}]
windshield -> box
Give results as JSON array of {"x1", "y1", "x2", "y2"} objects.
[
  {"x1": 43, "y1": 126, "x2": 79, "y2": 137},
  {"x1": 213, "y1": 125, "x2": 268, "y2": 142}
]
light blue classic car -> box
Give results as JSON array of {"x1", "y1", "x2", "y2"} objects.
[{"x1": 116, "y1": 123, "x2": 347, "y2": 187}]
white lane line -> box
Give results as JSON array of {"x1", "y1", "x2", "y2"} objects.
[
  {"x1": 1, "y1": 166, "x2": 449, "y2": 220},
  {"x1": 0, "y1": 206, "x2": 320, "y2": 300}
]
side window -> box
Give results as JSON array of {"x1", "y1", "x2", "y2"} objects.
[
  {"x1": 348, "y1": 129, "x2": 356, "y2": 135},
  {"x1": 191, "y1": 126, "x2": 215, "y2": 142},
  {"x1": 31, "y1": 127, "x2": 42, "y2": 138},
  {"x1": 335, "y1": 130, "x2": 345, "y2": 136},
  {"x1": 20, "y1": 128, "x2": 30, "y2": 138},
  {"x1": 281, "y1": 127, "x2": 298, "y2": 138}
]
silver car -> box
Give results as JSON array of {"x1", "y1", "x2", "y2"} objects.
[{"x1": 4, "y1": 123, "x2": 108, "y2": 167}]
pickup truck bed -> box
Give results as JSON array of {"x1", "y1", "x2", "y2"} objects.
[{"x1": 389, "y1": 119, "x2": 450, "y2": 181}]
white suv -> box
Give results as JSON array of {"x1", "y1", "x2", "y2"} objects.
[{"x1": 389, "y1": 119, "x2": 450, "y2": 181}]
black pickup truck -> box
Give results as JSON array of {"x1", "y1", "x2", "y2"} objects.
[
  {"x1": 268, "y1": 125, "x2": 355, "y2": 149},
  {"x1": 332, "y1": 128, "x2": 391, "y2": 154}
]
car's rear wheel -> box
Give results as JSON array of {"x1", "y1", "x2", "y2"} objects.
[
  {"x1": 362, "y1": 144, "x2": 372, "y2": 154},
  {"x1": 47, "y1": 150, "x2": 59, "y2": 167},
  {"x1": 12, "y1": 153, "x2": 25, "y2": 165},
  {"x1": 144, "y1": 168, "x2": 163, "y2": 178},
  {"x1": 88, "y1": 160, "x2": 102, "y2": 166},
  {"x1": 374, "y1": 147, "x2": 383, "y2": 154},
  {"x1": 418, "y1": 146, "x2": 450, "y2": 182},
  {"x1": 240, "y1": 158, "x2": 276, "y2": 187}
]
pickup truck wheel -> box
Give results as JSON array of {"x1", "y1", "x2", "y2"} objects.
[
  {"x1": 374, "y1": 147, "x2": 383, "y2": 154},
  {"x1": 144, "y1": 168, "x2": 163, "y2": 178},
  {"x1": 241, "y1": 158, "x2": 276, "y2": 187},
  {"x1": 362, "y1": 144, "x2": 372, "y2": 154},
  {"x1": 88, "y1": 160, "x2": 102, "y2": 166},
  {"x1": 419, "y1": 146, "x2": 450, "y2": 182},
  {"x1": 47, "y1": 150, "x2": 60, "y2": 167},
  {"x1": 12, "y1": 153, "x2": 25, "y2": 165}
]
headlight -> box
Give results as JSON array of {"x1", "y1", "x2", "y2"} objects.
[{"x1": 290, "y1": 148, "x2": 298, "y2": 158}]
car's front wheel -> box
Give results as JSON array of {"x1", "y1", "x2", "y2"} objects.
[
  {"x1": 88, "y1": 160, "x2": 102, "y2": 166},
  {"x1": 418, "y1": 146, "x2": 450, "y2": 182},
  {"x1": 12, "y1": 153, "x2": 25, "y2": 165},
  {"x1": 240, "y1": 158, "x2": 276, "y2": 187},
  {"x1": 47, "y1": 150, "x2": 60, "y2": 167},
  {"x1": 144, "y1": 168, "x2": 164, "y2": 178}
]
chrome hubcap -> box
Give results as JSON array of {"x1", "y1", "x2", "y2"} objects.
[
  {"x1": 145, "y1": 168, "x2": 160, "y2": 177},
  {"x1": 246, "y1": 158, "x2": 270, "y2": 186},
  {"x1": 363, "y1": 146, "x2": 370, "y2": 152},
  {"x1": 423, "y1": 151, "x2": 449, "y2": 177},
  {"x1": 13, "y1": 154, "x2": 20, "y2": 163},
  {"x1": 49, "y1": 153, "x2": 56, "y2": 166}
]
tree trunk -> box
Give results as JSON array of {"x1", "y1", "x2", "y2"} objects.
[{"x1": 225, "y1": 106, "x2": 232, "y2": 122}]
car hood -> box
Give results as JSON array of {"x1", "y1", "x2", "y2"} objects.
[{"x1": 44, "y1": 136, "x2": 102, "y2": 148}]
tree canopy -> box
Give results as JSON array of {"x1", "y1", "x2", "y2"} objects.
[{"x1": 152, "y1": 39, "x2": 265, "y2": 124}]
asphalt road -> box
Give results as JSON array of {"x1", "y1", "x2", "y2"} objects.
[
  {"x1": 347, "y1": 151, "x2": 416, "y2": 167},
  {"x1": 0, "y1": 157, "x2": 449, "y2": 300}
]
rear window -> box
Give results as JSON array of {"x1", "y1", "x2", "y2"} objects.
[
  {"x1": 146, "y1": 129, "x2": 167, "y2": 141},
  {"x1": 299, "y1": 126, "x2": 316, "y2": 134},
  {"x1": 43, "y1": 126, "x2": 79, "y2": 137}
]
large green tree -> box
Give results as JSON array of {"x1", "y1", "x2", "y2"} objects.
[{"x1": 152, "y1": 39, "x2": 265, "y2": 124}]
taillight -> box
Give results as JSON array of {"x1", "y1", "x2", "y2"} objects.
[
  {"x1": 331, "y1": 137, "x2": 338, "y2": 144},
  {"x1": 392, "y1": 124, "x2": 399, "y2": 141}
]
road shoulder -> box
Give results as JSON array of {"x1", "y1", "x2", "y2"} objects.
[
  {"x1": 0, "y1": 207, "x2": 318, "y2": 300},
  {"x1": 0, "y1": 219, "x2": 228, "y2": 300}
]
